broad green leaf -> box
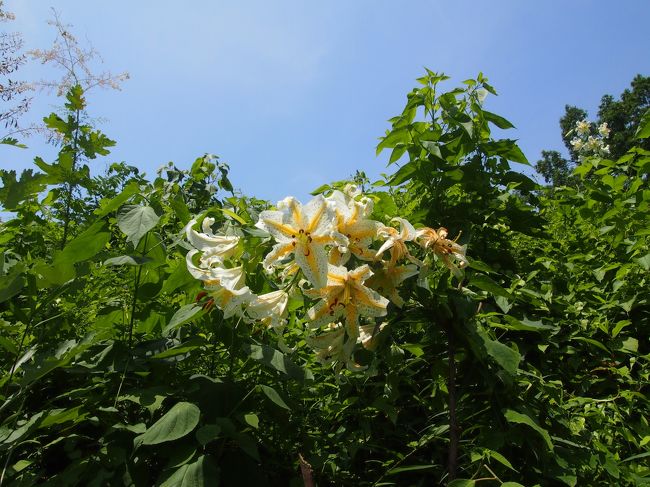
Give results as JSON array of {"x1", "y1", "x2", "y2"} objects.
[
  {"x1": 244, "y1": 413, "x2": 259, "y2": 429},
  {"x1": 482, "y1": 336, "x2": 520, "y2": 375},
  {"x1": 159, "y1": 259, "x2": 195, "y2": 295},
  {"x1": 217, "y1": 207, "x2": 247, "y2": 225},
  {"x1": 619, "y1": 337, "x2": 638, "y2": 353},
  {"x1": 151, "y1": 337, "x2": 206, "y2": 360},
  {"x1": 504, "y1": 409, "x2": 553, "y2": 451},
  {"x1": 483, "y1": 110, "x2": 515, "y2": 129},
  {"x1": 0, "y1": 169, "x2": 47, "y2": 209},
  {"x1": 196, "y1": 424, "x2": 222, "y2": 446},
  {"x1": 139, "y1": 402, "x2": 200, "y2": 446},
  {"x1": 170, "y1": 194, "x2": 191, "y2": 224},
  {"x1": 494, "y1": 296, "x2": 512, "y2": 314},
  {"x1": 471, "y1": 274, "x2": 511, "y2": 299},
  {"x1": 503, "y1": 316, "x2": 556, "y2": 332},
  {"x1": 39, "y1": 407, "x2": 84, "y2": 428},
  {"x1": 573, "y1": 336, "x2": 610, "y2": 354},
  {"x1": 259, "y1": 385, "x2": 290, "y2": 410},
  {"x1": 104, "y1": 255, "x2": 152, "y2": 266},
  {"x1": 164, "y1": 304, "x2": 204, "y2": 335},
  {"x1": 448, "y1": 480, "x2": 475, "y2": 487},
  {"x1": 501, "y1": 483, "x2": 525, "y2": 487},
  {"x1": 621, "y1": 451, "x2": 650, "y2": 463},
  {"x1": 54, "y1": 221, "x2": 111, "y2": 268},
  {"x1": 635, "y1": 109, "x2": 650, "y2": 139},
  {"x1": 94, "y1": 181, "x2": 140, "y2": 217},
  {"x1": 117, "y1": 205, "x2": 160, "y2": 248},
  {"x1": 243, "y1": 343, "x2": 313, "y2": 382},
  {"x1": 0, "y1": 270, "x2": 25, "y2": 303},
  {"x1": 486, "y1": 449, "x2": 515, "y2": 471},
  {"x1": 0, "y1": 335, "x2": 18, "y2": 355},
  {"x1": 159, "y1": 455, "x2": 218, "y2": 487},
  {"x1": 635, "y1": 253, "x2": 650, "y2": 270}
]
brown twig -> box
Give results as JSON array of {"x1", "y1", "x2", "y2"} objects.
[{"x1": 299, "y1": 453, "x2": 314, "y2": 487}]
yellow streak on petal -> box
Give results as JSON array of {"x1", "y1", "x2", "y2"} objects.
[
  {"x1": 306, "y1": 201, "x2": 326, "y2": 234},
  {"x1": 262, "y1": 218, "x2": 298, "y2": 239}
]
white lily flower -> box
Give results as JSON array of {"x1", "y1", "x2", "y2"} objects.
[
  {"x1": 246, "y1": 290, "x2": 289, "y2": 328},
  {"x1": 206, "y1": 285, "x2": 255, "y2": 320},
  {"x1": 326, "y1": 189, "x2": 380, "y2": 265},
  {"x1": 359, "y1": 322, "x2": 387, "y2": 350},
  {"x1": 306, "y1": 323, "x2": 345, "y2": 364},
  {"x1": 416, "y1": 226, "x2": 468, "y2": 279},
  {"x1": 255, "y1": 195, "x2": 343, "y2": 288},
  {"x1": 576, "y1": 120, "x2": 590, "y2": 136},
  {"x1": 305, "y1": 264, "x2": 389, "y2": 340},
  {"x1": 185, "y1": 250, "x2": 246, "y2": 288},
  {"x1": 185, "y1": 218, "x2": 240, "y2": 257},
  {"x1": 376, "y1": 217, "x2": 422, "y2": 267},
  {"x1": 598, "y1": 122, "x2": 610, "y2": 138}
]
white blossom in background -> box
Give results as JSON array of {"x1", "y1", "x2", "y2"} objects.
[{"x1": 570, "y1": 119, "x2": 610, "y2": 160}]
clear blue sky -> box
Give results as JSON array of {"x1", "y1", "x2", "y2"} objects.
[{"x1": 4, "y1": 1, "x2": 650, "y2": 204}]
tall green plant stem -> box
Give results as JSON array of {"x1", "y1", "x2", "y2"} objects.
[
  {"x1": 60, "y1": 107, "x2": 81, "y2": 249},
  {"x1": 114, "y1": 233, "x2": 149, "y2": 407},
  {"x1": 126, "y1": 233, "x2": 148, "y2": 348},
  {"x1": 447, "y1": 323, "x2": 459, "y2": 482}
]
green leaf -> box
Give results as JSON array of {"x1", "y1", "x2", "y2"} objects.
[
  {"x1": 483, "y1": 110, "x2": 515, "y2": 129},
  {"x1": 621, "y1": 451, "x2": 650, "y2": 463},
  {"x1": 104, "y1": 255, "x2": 152, "y2": 266},
  {"x1": 572, "y1": 336, "x2": 610, "y2": 354},
  {"x1": 151, "y1": 338, "x2": 206, "y2": 360},
  {"x1": 494, "y1": 296, "x2": 512, "y2": 314},
  {"x1": 635, "y1": 253, "x2": 650, "y2": 270},
  {"x1": 160, "y1": 260, "x2": 195, "y2": 295},
  {"x1": 259, "y1": 385, "x2": 290, "y2": 410},
  {"x1": 139, "y1": 402, "x2": 200, "y2": 446},
  {"x1": 170, "y1": 194, "x2": 192, "y2": 224},
  {"x1": 0, "y1": 270, "x2": 26, "y2": 303},
  {"x1": 448, "y1": 480, "x2": 475, "y2": 487},
  {"x1": 243, "y1": 343, "x2": 313, "y2": 382},
  {"x1": 159, "y1": 455, "x2": 218, "y2": 487},
  {"x1": 470, "y1": 274, "x2": 512, "y2": 299},
  {"x1": 503, "y1": 409, "x2": 553, "y2": 450},
  {"x1": 0, "y1": 137, "x2": 27, "y2": 148},
  {"x1": 217, "y1": 207, "x2": 247, "y2": 225},
  {"x1": 0, "y1": 169, "x2": 47, "y2": 210},
  {"x1": 94, "y1": 181, "x2": 140, "y2": 217},
  {"x1": 635, "y1": 109, "x2": 650, "y2": 139},
  {"x1": 386, "y1": 465, "x2": 436, "y2": 475},
  {"x1": 0, "y1": 335, "x2": 18, "y2": 355},
  {"x1": 117, "y1": 205, "x2": 160, "y2": 248},
  {"x1": 244, "y1": 413, "x2": 259, "y2": 429},
  {"x1": 482, "y1": 336, "x2": 520, "y2": 375},
  {"x1": 195, "y1": 424, "x2": 222, "y2": 446},
  {"x1": 501, "y1": 483, "x2": 525, "y2": 487},
  {"x1": 163, "y1": 304, "x2": 204, "y2": 335},
  {"x1": 54, "y1": 221, "x2": 111, "y2": 268},
  {"x1": 377, "y1": 127, "x2": 411, "y2": 157},
  {"x1": 619, "y1": 337, "x2": 638, "y2": 353},
  {"x1": 503, "y1": 316, "x2": 556, "y2": 332}
]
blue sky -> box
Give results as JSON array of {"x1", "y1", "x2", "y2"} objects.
[{"x1": 3, "y1": 1, "x2": 650, "y2": 204}]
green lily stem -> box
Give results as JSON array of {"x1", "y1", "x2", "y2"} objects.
[{"x1": 447, "y1": 322, "x2": 459, "y2": 482}]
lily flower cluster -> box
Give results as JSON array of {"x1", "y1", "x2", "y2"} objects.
[
  {"x1": 570, "y1": 120, "x2": 610, "y2": 159},
  {"x1": 185, "y1": 185, "x2": 468, "y2": 371}
]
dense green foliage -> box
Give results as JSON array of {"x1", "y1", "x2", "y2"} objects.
[{"x1": 1, "y1": 72, "x2": 648, "y2": 486}]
